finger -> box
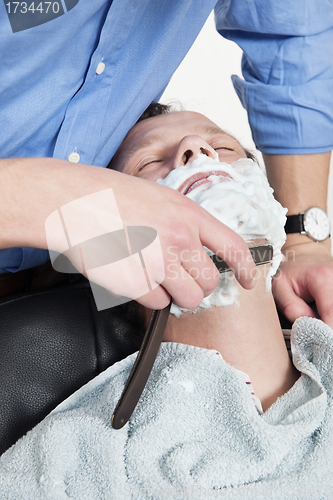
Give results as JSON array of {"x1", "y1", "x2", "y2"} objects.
[
  {"x1": 162, "y1": 220, "x2": 220, "y2": 297},
  {"x1": 177, "y1": 244, "x2": 221, "y2": 297},
  {"x1": 306, "y1": 276, "x2": 333, "y2": 329},
  {"x1": 134, "y1": 259, "x2": 211, "y2": 311},
  {"x1": 162, "y1": 262, "x2": 206, "y2": 309},
  {"x1": 272, "y1": 278, "x2": 317, "y2": 324},
  {"x1": 135, "y1": 283, "x2": 171, "y2": 310},
  {"x1": 198, "y1": 212, "x2": 257, "y2": 290},
  {"x1": 160, "y1": 243, "x2": 219, "y2": 309}
]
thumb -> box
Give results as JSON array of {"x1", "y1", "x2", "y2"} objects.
[
  {"x1": 307, "y1": 281, "x2": 333, "y2": 329},
  {"x1": 272, "y1": 278, "x2": 317, "y2": 325}
]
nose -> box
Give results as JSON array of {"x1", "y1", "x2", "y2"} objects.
[{"x1": 172, "y1": 135, "x2": 217, "y2": 168}]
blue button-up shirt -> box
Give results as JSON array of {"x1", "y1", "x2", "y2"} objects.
[{"x1": 1, "y1": 0, "x2": 333, "y2": 272}]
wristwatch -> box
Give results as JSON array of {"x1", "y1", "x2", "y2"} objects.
[{"x1": 285, "y1": 207, "x2": 331, "y2": 242}]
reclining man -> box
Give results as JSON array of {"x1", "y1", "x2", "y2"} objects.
[
  {"x1": 0, "y1": 106, "x2": 333, "y2": 499},
  {"x1": 109, "y1": 103, "x2": 300, "y2": 411}
]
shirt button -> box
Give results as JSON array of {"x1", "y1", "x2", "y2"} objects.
[
  {"x1": 96, "y1": 62, "x2": 105, "y2": 75},
  {"x1": 68, "y1": 152, "x2": 80, "y2": 163}
]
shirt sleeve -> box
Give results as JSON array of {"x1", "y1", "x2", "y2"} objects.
[
  {"x1": 214, "y1": 0, "x2": 333, "y2": 155},
  {"x1": 0, "y1": 248, "x2": 50, "y2": 274}
]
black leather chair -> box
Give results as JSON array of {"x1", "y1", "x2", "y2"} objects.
[
  {"x1": 0, "y1": 277, "x2": 143, "y2": 456},
  {"x1": 0, "y1": 275, "x2": 313, "y2": 456}
]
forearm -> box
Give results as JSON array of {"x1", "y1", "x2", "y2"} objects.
[
  {"x1": 0, "y1": 157, "x2": 117, "y2": 251},
  {"x1": 265, "y1": 153, "x2": 333, "y2": 327},
  {"x1": 0, "y1": 156, "x2": 258, "y2": 309},
  {"x1": 263, "y1": 152, "x2": 330, "y2": 213},
  {"x1": 263, "y1": 152, "x2": 332, "y2": 251}
]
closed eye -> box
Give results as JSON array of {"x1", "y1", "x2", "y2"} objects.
[
  {"x1": 137, "y1": 159, "x2": 163, "y2": 172},
  {"x1": 214, "y1": 146, "x2": 234, "y2": 152}
]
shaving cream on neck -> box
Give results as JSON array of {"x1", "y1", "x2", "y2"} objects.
[{"x1": 157, "y1": 155, "x2": 287, "y2": 317}]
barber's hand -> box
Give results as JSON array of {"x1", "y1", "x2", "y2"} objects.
[
  {"x1": 3, "y1": 158, "x2": 257, "y2": 311},
  {"x1": 272, "y1": 236, "x2": 333, "y2": 328},
  {"x1": 113, "y1": 175, "x2": 257, "y2": 310}
]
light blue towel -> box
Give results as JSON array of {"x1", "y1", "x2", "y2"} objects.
[{"x1": 1, "y1": 317, "x2": 333, "y2": 499}]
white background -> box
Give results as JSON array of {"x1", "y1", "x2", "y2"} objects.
[{"x1": 161, "y1": 13, "x2": 333, "y2": 247}]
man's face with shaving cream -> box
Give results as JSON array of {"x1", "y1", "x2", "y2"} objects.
[
  {"x1": 111, "y1": 109, "x2": 286, "y2": 316},
  {"x1": 111, "y1": 111, "x2": 248, "y2": 187}
]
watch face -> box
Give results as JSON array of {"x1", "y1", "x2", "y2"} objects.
[{"x1": 303, "y1": 207, "x2": 331, "y2": 241}]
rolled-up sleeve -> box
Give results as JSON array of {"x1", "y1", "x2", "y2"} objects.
[{"x1": 215, "y1": 0, "x2": 333, "y2": 154}]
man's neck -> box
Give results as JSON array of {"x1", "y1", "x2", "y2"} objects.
[{"x1": 163, "y1": 265, "x2": 300, "y2": 411}]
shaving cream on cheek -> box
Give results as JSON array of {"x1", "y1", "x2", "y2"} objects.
[{"x1": 157, "y1": 155, "x2": 287, "y2": 317}]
